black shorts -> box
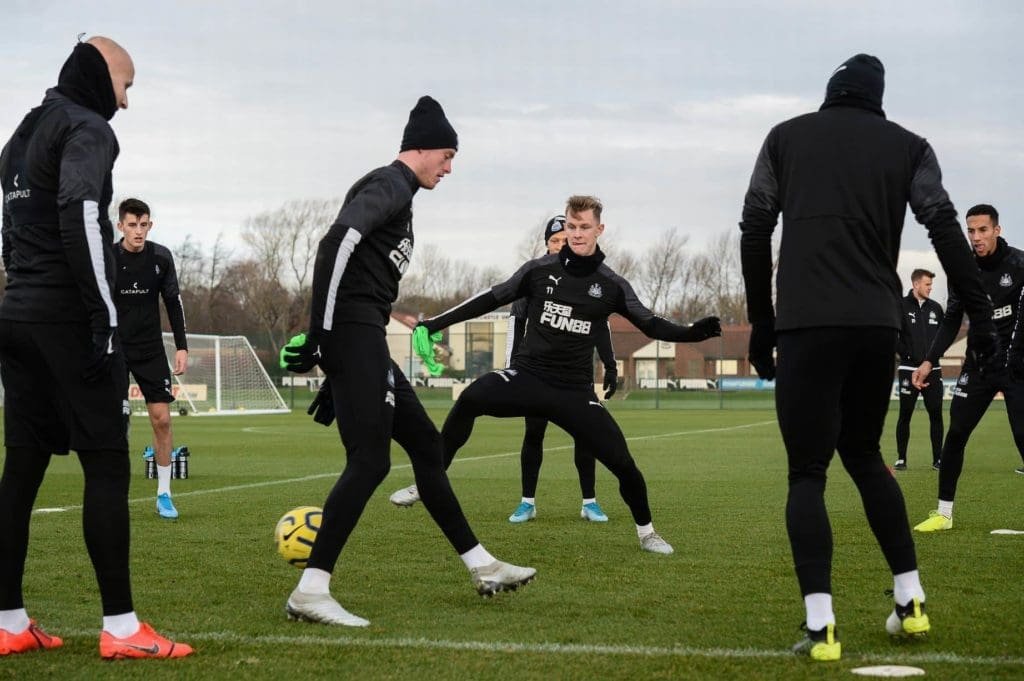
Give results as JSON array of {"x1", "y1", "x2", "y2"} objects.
[
  {"x1": 125, "y1": 351, "x2": 174, "y2": 404},
  {"x1": 0, "y1": 320, "x2": 129, "y2": 453}
]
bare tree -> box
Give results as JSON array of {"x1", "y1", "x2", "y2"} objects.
[
  {"x1": 634, "y1": 228, "x2": 690, "y2": 315},
  {"x1": 515, "y1": 216, "x2": 552, "y2": 262}
]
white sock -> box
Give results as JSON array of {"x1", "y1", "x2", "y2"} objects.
[
  {"x1": 636, "y1": 522, "x2": 654, "y2": 539},
  {"x1": 297, "y1": 567, "x2": 331, "y2": 594},
  {"x1": 804, "y1": 593, "x2": 834, "y2": 631},
  {"x1": 0, "y1": 608, "x2": 29, "y2": 633},
  {"x1": 157, "y1": 464, "x2": 172, "y2": 496},
  {"x1": 893, "y1": 570, "x2": 925, "y2": 606},
  {"x1": 460, "y1": 543, "x2": 497, "y2": 570},
  {"x1": 521, "y1": 497, "x2": 535, "y2": 506},
  {"x1": 103, "y1": 611, "x2": 140, "y2": 638},
  {"x1": 582, "y1": 498, "x2": 596, "y2": 506},
  {"x1": 938, "y1": 499, "x2": 953, "y2": 518}
]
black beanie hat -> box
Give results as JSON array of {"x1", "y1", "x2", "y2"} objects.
[
  {"x1": 544, "y1": 215, "x2": 566, "y2": 244},
  {"x1": 400, "y1": 96, "x2": 458, "y2": 152},
  {"x1": 821, "y1": 53, "x2": 885, "y2": 116},
  {"x1": 55, "y1": 42, "x2": 118, "y2": 121}
]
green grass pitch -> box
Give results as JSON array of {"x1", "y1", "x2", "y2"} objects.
[{"x1": 1, "y1": 402, "x2": 1022, "y2": 679}]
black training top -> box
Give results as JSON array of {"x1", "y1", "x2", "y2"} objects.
[
  {"x1": 115, "y1": 239, "x2": 187, "y2": 358},
  {"x1": 740, "y1": 103, "x2": 991, "y2": 332},
  {"x1": 427, "y1": 244, "x2": 703, "y2": 387},
  {"x1": 310, "y1": 160, "x2": 419, "y2": 332},
  {"x1": 0, "y1": 89, "x2": 119, "y2": 331},
  {"x1": 507, "y1": 296, "x2": 616, "y2": 373},
  {"x1": 927, "y1": 237, "x2": 1024, "y2": 370},
  {"x1": 897, "y1": 291, "x2": 944, "y2": 368}
]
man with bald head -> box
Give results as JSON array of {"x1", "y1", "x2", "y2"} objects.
[{"x1": 0, "y1": 37, "x2": 192, "y2": 658}]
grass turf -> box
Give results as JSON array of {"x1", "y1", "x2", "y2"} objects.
[{"x1": 1, "y1": 402, "x2": 1022, "y2": 679}]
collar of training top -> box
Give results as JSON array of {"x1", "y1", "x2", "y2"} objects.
[
  {"x1": 559, "y1": 243, "x2": 605, "y2": 276},
  {"x1": 390, "y1": 159, "x2": 421, "y2": 195},
  {"x1": 54, "y1": 42, "x2": 117, "y2": 121}
]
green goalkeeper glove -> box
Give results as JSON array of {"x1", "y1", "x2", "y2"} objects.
[
  {"x1": 413, "y1": 324, "x2": 445, "y2": 377},
  {"x1": 279, "y1": 332, "x2": 320, "y2": 373}
]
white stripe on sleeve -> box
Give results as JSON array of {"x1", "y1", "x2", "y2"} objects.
[
  {"x1": 82, "y1": 200, "x2": 117, "y2": 327},
  {"x1": 322, "y1": 230, "x2": 362, "y2": 331}
]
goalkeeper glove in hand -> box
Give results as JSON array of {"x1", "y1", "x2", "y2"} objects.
[
  {"x1": 748, "y1": 320, "x2": 776, "y2": 381},
  {"x1": 307, "y1": 379, "x2": 335, "y2": 427},
  {"x1": 603, "y1": 368, "x2": 618, "y2": 399},
  {"x1": 83, "y1": 328, "x2": 119, "y2": 382},
  {"x1": 413, "y1": 324, "x2": 445, "y2": 377},
  {"x1": 681, "y1": 316, "x2": 722, "y2": 342},
  {"x1": 280, "y1": 332, "x2": 320, "y2": 373}
]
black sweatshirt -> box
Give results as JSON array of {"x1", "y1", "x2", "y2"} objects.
[
  {"x1": 1, "y1": 85, "x2": 119, "y2": 332},
  {"x1": 115, "y1": 240, "x2": 187, "y2": 359},
  {"x1": 309, "y1": 160, "x2": 419, "y2": 332},
  {"x1": 507, "y1": 296, "x2": 616, "y2": 372},
  {"x1": 740, "y1": 103, "x2": 991, "y2": 333},
  {"x1": 896, "y1": 291, "x2": 944, "y2": 368},
  {"x1": 426, "y1": 245, "x2": 705, "y2": 387}
]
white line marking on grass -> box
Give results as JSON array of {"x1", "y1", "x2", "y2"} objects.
[
  {"x1": 33, "y1": 420, "x2": 777, "y2": 514},
  {"x1": 56, "y1": 629, "x2": 1024, "y2": 667}
]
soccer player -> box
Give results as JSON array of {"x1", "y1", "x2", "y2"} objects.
[
  {"x1": 115, "y1": 198, "x2": 188, "y2": 519},
  {"x1": 280, "y1": 96, "x2": 535, "y2": 628},
  {"x1": 0, "y1": 37, "x2": 191, "y2": 658},
  {"x1": 740, "y1": 54, "x2": 996, "y2": 661},
  {"x1": 413, "y1": 195, "x2": 721, "y2": 555},
  {"x1": 913, "y1": 204, "x2": 1024, "y2": 532},
  {"x1": 894, "y1": 269, "x2": 945, "y2": 471},
  {"x1": 389, "y1": 214, "x2": 619, "y2": 524}
]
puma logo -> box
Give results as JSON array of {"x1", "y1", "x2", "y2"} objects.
[{"x1": 548, "y1": 275, "x2": 562, "y2": 285}]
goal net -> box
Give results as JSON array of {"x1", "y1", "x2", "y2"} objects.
[{"x1": 147, "y1": 333, "x2": 289, "y2": 415}]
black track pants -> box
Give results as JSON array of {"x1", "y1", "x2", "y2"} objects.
[
  {"x1": 776, "y1": 327, "x2": 917, "y2": 596},
  {"x1": 894, "y1": 368, "x2": 944, "y2": 464},
  {"x1": 518, "y1": 417, "x2": 597, "y2": 499},
  {"x1": 307, "y1": 324, "x2": 479, "y2": 573}
]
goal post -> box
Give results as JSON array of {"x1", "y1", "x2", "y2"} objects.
[{"x1": 152, "y1": 333, "x2": 290, "y2": 415}]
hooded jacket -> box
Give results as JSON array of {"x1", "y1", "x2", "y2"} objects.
[
  {"x1": 0, "y1": 42, "x2": 121, "y2": 331},
  {"x1": 740, "y1": 54, "x2": 991, "y2": 334},
  {"x1": 897, "y1": 290, "x2": 944, "y2": 368}
]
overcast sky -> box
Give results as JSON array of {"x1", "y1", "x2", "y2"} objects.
[{"x1": 2, "y1": 0, "x2": 1021, "y2": 303}]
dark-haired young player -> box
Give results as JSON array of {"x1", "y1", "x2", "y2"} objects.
[
  {"x1": 913, "y1": 204, "x2": 1024, "y2": 532},
  {"x1": 414, "y1": 195, "x2": 720, "y2": 555},
  {"x1": 114, "y1": 198, "x2": 188, "y2": 519},
  {"x1": 893, "y1": 269, "x2": 944, "y2": 471}
]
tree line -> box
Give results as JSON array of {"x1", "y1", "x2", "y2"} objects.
[{"x1": 0, "y1": 199, "x2": 750, "y2": 367}]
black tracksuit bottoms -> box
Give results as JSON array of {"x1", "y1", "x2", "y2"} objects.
[
  {"x1": 776, "y1": 327, "x2": 917, "y2": 596},
  {"x1": 895, "y1": 368, "x2": 944, "y2": 464},
  {"x1": 441, "y1": 368, "x2": 652, "y2": 525},
  {"x1": 937, "y1": 367, "x2": 1024, "y2": 502},
  {"x1": 307, "y1": 323, "x2": 478, "y2": 573},
  {"x1": 519, "y1": 417, "x2": 597, "y2": 499}
]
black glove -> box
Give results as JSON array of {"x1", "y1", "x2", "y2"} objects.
[
  {"x1": 307, "y1": 379, "x2": 335, "y2": 427},
  {"x1": 83, "y1": 328, "x2": 118, "y2": 382},
  {"x1": 968, "y1": 318, "x2": 1003, "y2": 379},
  {"x1": 681, "y1": 316, "x2": 722, "y2": 342},
  {"x1": 280, "y1": 332, "x2": 321, "y2": 374},
  {"x1": 603, "y1": 368, "x2": 618, "y2": 400},
  {"x1": 748, "y1": 320, "x2": 776, "y2": 381}
]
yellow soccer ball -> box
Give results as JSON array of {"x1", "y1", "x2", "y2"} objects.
[{"x1": 274, "y1": 506, "x2": 322, "y2": 568}]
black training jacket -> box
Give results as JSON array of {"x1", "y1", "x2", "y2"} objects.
[
  {"x1": 896, "y1": 291, "x2": 944, "y2": 368},
  {"x1": 1, "y1": 89, "x2": 119, "y2": 331},
  {"x1": 507, "y1": 296, "x2": 617, "y2": 373},
  {"x1": 310, "y1": 160, "x2": 418, "y2": 332},
  {"x1": 426, "y1": 245, "x2": 703, "y2": 387},
  {"x1": 115, "y1": 239, "x2": 187, "y2": 359},
  {"x1": 740, "y1": 103, "x2": 991, "y2": 332},
  {"x1": 926, "y1": 237, "x2": 1024, "y2": 370}
]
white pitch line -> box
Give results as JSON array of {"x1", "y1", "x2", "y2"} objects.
[
  {"x1": 58, "y1": 628, "x2": 1024, "y2": 667},
  {"x1": 33, "y1": 420, "x2": 777, "y2": 514}
]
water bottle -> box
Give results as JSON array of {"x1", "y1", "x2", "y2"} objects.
[
  {"x1": 174, "y1": 446, "x2": 190, "y2": 479},
  {"x1": 143, "y1": 445, "x2": 155, "y2": 479}
]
